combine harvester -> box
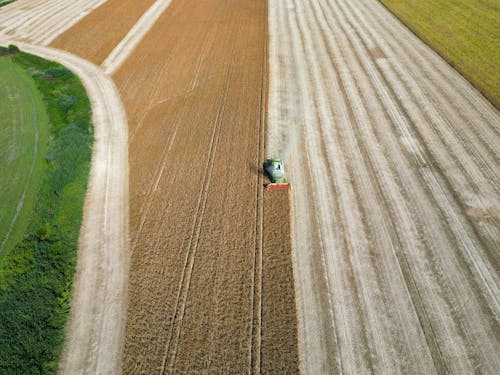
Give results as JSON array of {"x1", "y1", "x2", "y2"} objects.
[{"x1": 264, "y1": 157, "x2": 290, "y2": 190}]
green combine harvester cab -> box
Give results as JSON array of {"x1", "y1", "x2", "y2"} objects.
[{"x1": 264, "y1": 157, "x2": 290, "y2": 190}]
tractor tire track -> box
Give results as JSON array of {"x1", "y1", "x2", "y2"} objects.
[
  {"x1": 250, "y1": 3, "x2": 268, "y2": 369},
  {"x1": 267, "y1": 0, "x2": 500, "y2": 374},
  {"x1": 161, "y1": 15, "x2": 240, "y2": 371},
  {"x1": 129, "y1": 14, "x2": 219, "y2": 250}
]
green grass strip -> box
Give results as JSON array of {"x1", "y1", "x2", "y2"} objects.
[
  {"x1": 0, "y1": 59, "x2": 49, "y2": 260},
  {"x1": 0, "y1": 46, "x2": 93, "y2": 374},
  {"x1": 0, "y1": 0, "x2": 16, "y2": 7},
  {"x1": 379, "y1": 0, "x2": 500, "y2": 109}
]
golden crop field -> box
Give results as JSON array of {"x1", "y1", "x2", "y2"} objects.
[{"x1": 379, "y1": 0, "x2": 500, "y2": 108}]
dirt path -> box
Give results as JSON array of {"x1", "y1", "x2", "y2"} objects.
[
  {"x1": 267, "y1": 0, "x2": 500, "y2": 374},
  {"x1": 0, "y1": 0, "x2": 108, "y2": 45},
  {"x1": 0, "y1": 38, "x2": 130, "y2": 375}
]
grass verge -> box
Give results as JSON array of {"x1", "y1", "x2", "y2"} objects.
[
  {"x1": 0, "y1": 46, "x2": 93, "y2": 374},
  {"x1": 379, "y1": 0, "x2": 499, "y2": 109}
]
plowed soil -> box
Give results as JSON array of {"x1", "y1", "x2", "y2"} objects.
[
  {"x1": 107, "y1": 0, "x2": 299, "y2": 373},
  {"x1": 50, "y1": 0, "x2": 157, "y2": 64}
]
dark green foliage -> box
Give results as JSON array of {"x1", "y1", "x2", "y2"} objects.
[
  {"x1": 56, "y1": 94, "x2": 77, "y2": 113},
  {"x1": 0, "y1": 240, "x2": 72, "y2": 374},
  {"x1": 43, "y1": 67, "x2": 71, "y2": 79},
  {"x1": 7, "y1": 45, "x2": 19, "y2": 54},
  {"x1": 0, "y1": 45, "x2": 20, "y2": 56},
  {"x1": 0, "y1": 0, "x2": 16, "y2": 7},
  {"x1": 0, "y1": 51, "x2": 93, "y2": 374}
]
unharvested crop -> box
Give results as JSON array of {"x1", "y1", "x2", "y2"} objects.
[
  {"x1": 102, "y1": 0, "x2": 300, "y2": 372},
  {"x1": 262, "y1": 189, "x2": 300, "y2": 374}
]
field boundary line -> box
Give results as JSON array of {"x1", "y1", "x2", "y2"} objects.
[
  {"x1": 250, "y1": 2, "x2": 267, "y2": 372},
  {"x1": 101, "y1": 0, "x2": 173, "y2": 74},
  {"x1": 0, "y1": 38, "x2": 130, "y2": 375}
]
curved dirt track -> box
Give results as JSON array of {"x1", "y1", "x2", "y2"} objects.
[
  {"x1": 267, "y1": 0, "x2": 500, "y2": 374},
  {"x1": 0, "y1": 0, "x2": 108, "y2": 45},
  {"x1": 0, "y1": 38, "x2": 130, "y2": 375}
]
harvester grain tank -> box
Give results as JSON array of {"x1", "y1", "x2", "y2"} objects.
[{"x1": 264, "y1": 157, "x2": 290, "y2": 190}]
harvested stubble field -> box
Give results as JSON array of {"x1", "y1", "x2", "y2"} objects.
[
  {"x1": 95, "y1": 0, "x2": 297, "y2": 372},
  {"x1": 267, "y1": 0, "x2": 500, "y2": 374},
  {"x1": 0, "y1": 0, "x2": 108, "y2": 45}
]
